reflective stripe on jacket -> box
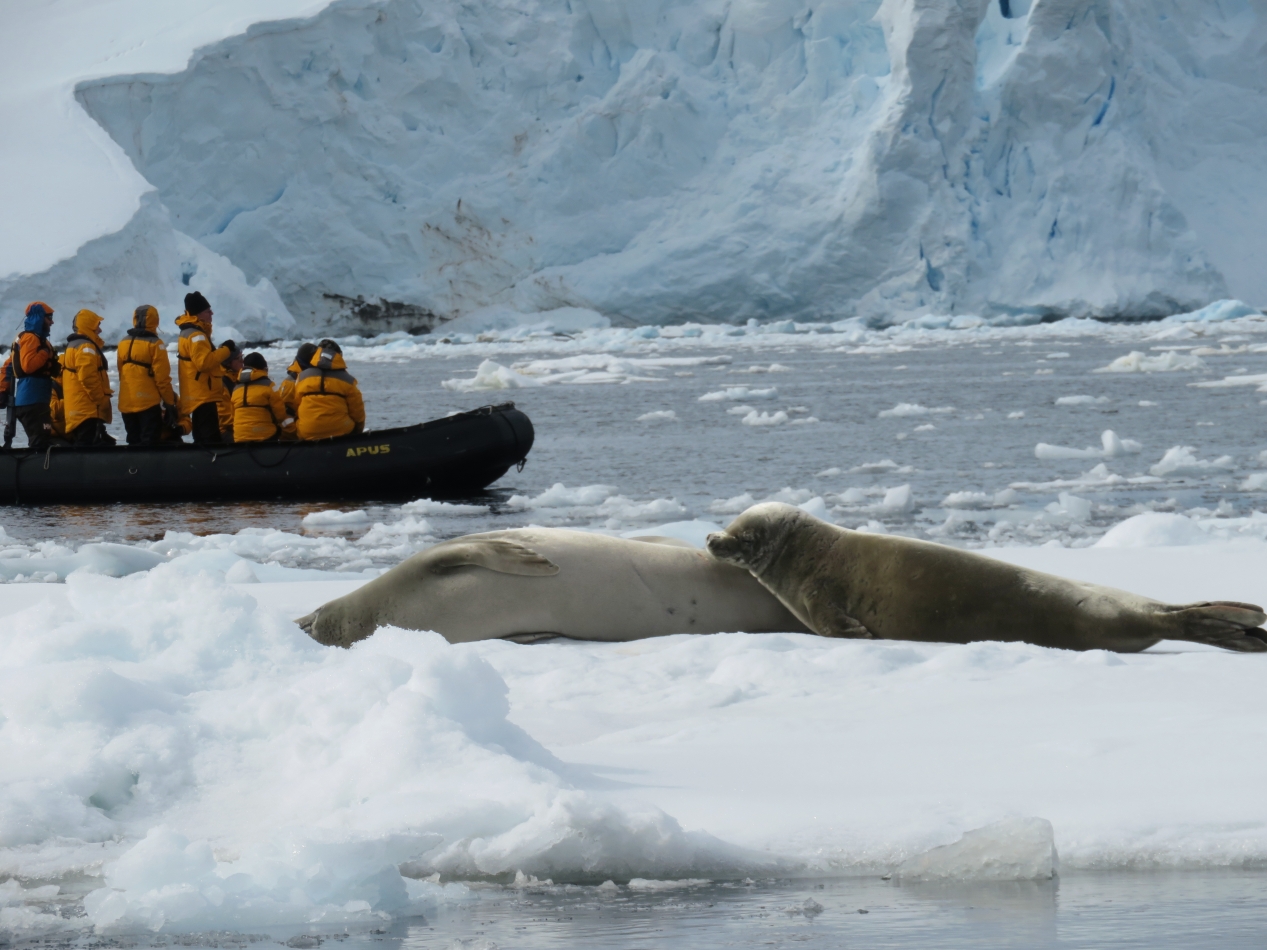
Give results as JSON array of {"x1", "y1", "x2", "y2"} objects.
[
  {"x1": 294, "y1": 351, "x2": 365, "y2": 440},
  {"x1": 175, "y1": 313, "x2": 231, "y2": 416},
  {"x1": 232, "y1": 370, "x2": 295, "y2": 442}
]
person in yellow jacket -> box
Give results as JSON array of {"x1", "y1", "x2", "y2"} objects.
[
  {"x1": 117, "y1": 304, "x2": 179, "y2": 445},
  {"x1": 277, "y1": 342, "x2": 317, "y2": 420},
  {"x1": 49, "y1": 368, "x2": 66, "y2": 442},
  {"x1": 232, "y1": 353, "x2": 296, "y2": 442},
  {"x1": 294, "y1": 340, "x2": 365, "y2": 440},
  {"x1": 175, "y1": 291, "x2": 236, "y2": 444},
  {"x1": 217, "y1": 349, "x2": 244, "y2": 441},
  {"x1": 62, "y1": 309, "x2": 116, "y2": 445}
]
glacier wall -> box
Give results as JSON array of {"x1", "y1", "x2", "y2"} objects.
[{"x1": 62, "y1": 0, "x2": 1267, "y2": 332}]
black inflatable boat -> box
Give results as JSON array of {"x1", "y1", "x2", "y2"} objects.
[{"x1": 0, "y1": 403, "x2": 534, "y2": 504}]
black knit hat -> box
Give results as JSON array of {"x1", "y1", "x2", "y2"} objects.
[
  {"x1": 294, "y1": 342, "x2": 318, "y2": 368},
  {"x1": 184, "y1": 291, "x2": 211, "y2": 315},
  {"x1": 242, "y1": 352, "x2": 268, "y2": 372}
]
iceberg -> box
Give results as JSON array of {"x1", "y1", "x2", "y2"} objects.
[{"x1": 4, "y1": 0, "x2": 1267, "y2": 336}]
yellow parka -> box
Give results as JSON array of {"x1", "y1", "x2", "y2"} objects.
[
  {"x1": 232, "y1": 368, "x2": 296, "y2": 442},
  {"x1": 175, "y1": 312, "x2": 232, "y2": 420},
  {"x1": 294, "y1": 345, "x2": 365, "y2": 440},
  {"x1": 62, "y1": 309, "x2": 113, "y2": 433},
  {"x1": 49, "y1": 375, "x2": 66, "y2": 439},
  {"x1": 278, "y1": 360, "x2": 302, "y2": 419},
  {"x1": 217, "y1": 366, "x2": 238, "y2": 435},
  {"x1": 117, "y1": 305, "x2": 176, "y2": 413}
]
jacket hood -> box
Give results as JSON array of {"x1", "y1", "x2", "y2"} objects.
[
  {"x1": 72, "y1": 309, "x2": 104, "y2": 338},
  {"x1": 22, "y1": 312, "x2": 50, "y2": 337},
  {"x1": 175, "y1": 312, "x2": 209, "y2": 332},
  {"x1": 133, "y1": 305, "x2": 160, "y2": 333},
  {"x1": 313, "y1": 346, "x2": 349, "y2": 372}
]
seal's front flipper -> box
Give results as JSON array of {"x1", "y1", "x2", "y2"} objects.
[
  {"x1": 427, "y1": 539, "x2": 561, "y2": 576},
  {"x1": 805, "y1": 600, "x2": 876, "y2": 639},
  {"x1": 1164, "y1": 601, "x2": 1267, "y2": 652}
]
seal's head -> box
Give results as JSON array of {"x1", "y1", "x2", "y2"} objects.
[
  {"x1": 295, "y1": 596, "x2": 378, "y2": 648},
  {"x1": 707, "y1": 502, "x2": 815, "y2": 574}
]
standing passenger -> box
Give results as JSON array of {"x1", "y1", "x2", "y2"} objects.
[
  {"x1": 278, "y1": 342, "x2": 317, "y2": 421},
  {"x1": 294, "y1": 340, "x2": 365, "y2": 440},
  {"x1": 117, "y1": 305, "x2": 178, "y2": 445},
  {"x1": 233, "y1": 353, "x2": 295, "y2": 442},
  {"x1": 175, "y1": 291, "x2": 235, "y2": 444},
  {"x1": 62, "y1": 309, "x2": 116, "y2": 445},
  {"x1": 11, "y1": 302, "x2": 59, "y2": 450}
]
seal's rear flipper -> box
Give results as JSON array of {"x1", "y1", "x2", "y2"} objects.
[
  {"x1": 427, "y1": 539, "x2": 561, "y2": 576},
  {"x1": 1164, "y1": 601, "x2": 1267, "y2": 652},
  {"x1": 295, "y1": 611, "x2": 317, "y2": 636}
]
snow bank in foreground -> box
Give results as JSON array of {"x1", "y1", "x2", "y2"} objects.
[
  {"x1": 6, "y1": 541, "x2": 1267, "y2": 937},
  {"x1": 0, "y1": 566, "x2": 760, "y2": 936}
]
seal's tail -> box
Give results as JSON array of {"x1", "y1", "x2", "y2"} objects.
[{"x1": 1164, "y1": 601, "x2": 1267, "y2": 652}]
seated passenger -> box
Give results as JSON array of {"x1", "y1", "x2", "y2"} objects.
[
  {"x1": 62, "y1": 309, "x2": 116, "y2": 445},
  {"x1": 295, "y1": 340, "x2": 365, "y2": 440},
  {"x1": 11, "y1": 302, "x2": 59, "y2": 451},
  {"x1": 117, "y1": 305, "x2": 179, "y2": 445},
  {"x1": 278, "y1": 342, "x2": 317, "y2": 421},
  {"x1": 217, "y1": 349, "x2": 244, "y2": 442},
  {"x1": 232, "y1": 353, "x2": 296, "y2": 442}
]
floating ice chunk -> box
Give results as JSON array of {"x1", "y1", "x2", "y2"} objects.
[
  {"x1": 302, "y1": 509, "x2": 372, "y2": 526},
  {"x1": 1007, "y1": 411, "x2": 1025, "y2": 419},
  {"x1": 1055, "y1": 395, "x2": 1110, "y2": 406},
  {"x1": 398, "y1": 499, "x2": 490, "y2": 516},
  {"x1": 897, "y1": 818, "x2": 1058, "y2": 882},
  {"x1": 1163, "y1": 299, "x2": 1260, "y2": 324},
  {"x1": 1094, "y1": 351, "x2": 1205, "y2": 373},
  {"x1": 880, "y1": 485, "x2": 914, "y2": 513},
  {"x1": 1096, "y1": 513, "x2": 1211, "y2": 547},
  {"x1": 0, "y1": 543, "x2": 166, "y2": 583},
  {"x1": 1035, "y1": 430, "x2": 1142, "y2": 460},
  {"x1": 942, "y1": 491, "x2": 993, "y2": 509},
  {"x1": 626, "y1": 879, "x2": 712, "y2": 892},
  {"x1": 1149, "y1": 446, "x2": 1236, "y2": 477},
  {"x1": 699, "y1": 386, "x2": 777, "y2": 401},
  {"x1": 741, "y1": 410, "x2": 788, "y2": 427},
  {"x1": 913, "y1": 423, "x2": 935, "y2": 432},
  {"x1": 442, "y1": 359, "x2": 540, "y2": 391},
  {"x1": 1240, "y1": 473, "x2": 1267, "y2": 491},
  {"x1": 798, "y1": 497, "x2": 830, "y2": 519},
  {"x1": 851, "y1": 459, "x2": 902, "y2": 474},
  {"x1": 878, "y1": 403, "x2": 955, "y2": 418},
  {"x1": 1045, "y1": 352, "x2": 1072, "y2": 359},
  {"x1": 993, "y1": 488, "x2": 1020, "y2": 507},
  {"x1": 1046, "y1": 492, "x2": 1093, "y2": 522},
  {"x1": 734, "y1": 363, "x2": 793, "y2": 374},
  {"x1": 637, "y1": 410, "x2": 678, "y2": 422},
  {"x1": 726, "y1": 405, "x2": 756, "y2": 415},
  {"x1": 709, "y1": 494, "x2": 757, "y2": 515},
  {"x1": 508, "y1": 483, "x2": 619, "y2": 508},
  {"x1": 1190, "y1": 372, "x2": 1267, "y2": 391}
]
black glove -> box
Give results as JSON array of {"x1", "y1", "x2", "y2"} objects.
[
  {"x1": 162, "y1": 403, "x2": 178, "y2": 429},
  {"x1": 221, "y1": 339, "x2": 238, "y2": 355}
]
